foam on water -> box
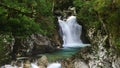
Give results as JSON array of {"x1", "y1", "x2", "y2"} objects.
[
  {"x1": 47, "y1": 63, "x2": 61, "y2": 68},
  {"x1": 1, "y1": 15, "x2": 90, "y2": 68},
  {"x1": 58, "y1": 16, "x2": 83, "y2": 48}
]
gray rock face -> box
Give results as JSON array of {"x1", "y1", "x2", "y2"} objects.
[
  {"x1": 11, "y1": 34, "x2": 56, "y2": 57},
  {"x1": 74, "y1": 60, "x2": 89, "y2": 68},
  {"x1": 23, "y1": 34, "x2": 56, "y2": 56},
  {"x1": 62, "y1": 26, "x2": 120, "y2": 68},
  {"x1": 38, "y1": 55, "x2": 48, "y2": 68},
  {"x1": 0, "y1": 34, "x2": 15, "y2": 64},
  {"x1": 30, "y1": 34, "x2": 56, "y2": 55},
  {"x1": 31, "y1": 34, "x2": 50, "y2": 46},
  {"x1": 2, "y1": 55, "x2": 49, "y2": 68},
  {"x1": 0, "y1": 33, "x2": 58, "y2": 64}
]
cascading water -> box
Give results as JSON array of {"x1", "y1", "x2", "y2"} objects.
[
  {"x1": 46, "y1": 15, "x2": 90, "y2": 68},
  {"x1": 1, "y1": 14, "x2": 90, "y2": 68},
  {"x1": 58, "y1": 15, "x2": 89, "y2": 48}
]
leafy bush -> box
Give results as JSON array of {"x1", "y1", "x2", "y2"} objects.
[
  {"x1": 0, "y1": 0, "x2": 56, "y2": 63},
  {"x1": 73, "y1": 0, "x2": 120, "y2": 48},
  {"x1": 0, "y1": 0, "x2": 56, "y2": 36}
]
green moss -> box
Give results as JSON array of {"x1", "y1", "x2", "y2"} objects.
[{"x1": 115, "y1": 38, "x2": 120, "y2": 48}]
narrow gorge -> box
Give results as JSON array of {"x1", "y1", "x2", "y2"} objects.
[{"x1": 0, "y1": 0, "x2": 120, "y2": 68}]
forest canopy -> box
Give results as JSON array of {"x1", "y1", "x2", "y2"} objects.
[{"x1": 0, "y1": 0, "x2": 55, "y2": 37}]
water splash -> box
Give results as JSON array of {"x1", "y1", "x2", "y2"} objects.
[
  {"x1": 1, "y1": 16, "x2": 90, "y2": 68},
  {"x1": 31, "y1": 63, "x2": 39, "y2": 68},
  {"x1": 47, "y1": 63, "x2": 61, "y2": 68},
  {"x1": 58, "y1": 16, "x2": 86, "y2": 48}
]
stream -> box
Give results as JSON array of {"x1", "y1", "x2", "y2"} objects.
[
  {"x1": 43, "y1": 47, "x2": 80, "y2": 62},
  {"x1": 1, "y1": 15, "x2": 90, "y2": 68}
]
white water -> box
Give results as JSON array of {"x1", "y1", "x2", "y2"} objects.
[
  {"x1": 1, "y1": 15, "x2": 90, "y2": 68},
  {"x1": 58, "y1": 16, "x2": 86, "y2": 48},
  {"x1": 47, "y1": 63, "x2": 61, "y2": 68},
  {"x1": 31, "y1": 63, "x2": 39, "y2": 68},
  {"x1": 1, "y1": 63, "x2": 38, "y2": 68},
  {"x1": 2, "y1": 62, "x2": 61, "y2": 68}
]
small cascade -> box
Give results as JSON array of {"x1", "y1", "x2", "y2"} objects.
[
  {"x1": 1, "y1": 15, "x2": 90, "y2": 68},
  {"x1": 1, "y1": 8, "x2": 90, "y2": 68},
  {"x1": 58, "y1": 15, "x2": 90, "y2": 48}
]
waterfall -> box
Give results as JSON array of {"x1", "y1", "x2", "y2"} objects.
[
  {"x1": 1, "y1": 14, "x2": 90, "y2": 68},
  {"x1": 58, "y1": 15, "x2": 85, "y2": 48}
]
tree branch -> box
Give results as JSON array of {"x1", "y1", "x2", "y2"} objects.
[{"x1": 0, "y1": 3, "x2": 33, "y2": 17}]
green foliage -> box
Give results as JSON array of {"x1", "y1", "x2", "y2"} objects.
[
  {"x1": 0, "y1": 14, "x2": 40, "y2": 37},
  {"x1": 0, "y1": 0, "x2": 56, "y2": 37},
  {"x1": 0, "y1": 0, "x2": 56, "y2": 63},
  {"x1": 0, "y1": 2, "x2": 39, "y2": 37},
  {"x1": 1, "y1": 0, "x2": 32, "y2": 13},
  {"x1": 8, "y1": 15, "x2": 40, "y2": 36},
  {"x1": 73, "y1": 0, "x2": 120, "y2": 48},
  {"x1": 36, "y1": 0, "x2": 53, "y2": 16},
  {"x1": 116, "y1": 38, "x2": 120, "y2": 48},
  {"x1": 74, "y1": 0, "x2": 101, "y2": 28},
  {"x1": 93, "y1": 0, "x2": 112, "y2": 13},
  {"x1": 54, "y1": 0, "x2": 73, "y2": 10},
  {"x1": 34, "y1": 0, "x2": 56, "y2": 36}
]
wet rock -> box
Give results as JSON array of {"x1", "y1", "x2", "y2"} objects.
[
  {"x1": 12, "y1": 33, "x2": 57, "y2": 57},
  {"x1": 23, "y1": 60, "x2": 31, "y2": 68},
  {"x1": 0, "y1": 34, "x2": 15, "y2": 65},
  {"x1": 37, "y1": 55, "x2": 48, "y2": 68},
  {"x1": 61, "y1": 24, "x2": 120, "y2": 68},
  {"x1": 39, "y1": 66, "x2": 46, "y2": 68},
  {"x1": 74, "y1": 60, "x2": 89, "y2": 68},
  {"x1": 53, "y1": 10, "x2": 63, "y2": 16},
  {"x1": 31, "y1": 34, "x2": 55, "y2": 55}
]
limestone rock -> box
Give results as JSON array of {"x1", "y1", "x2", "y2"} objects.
[
  {"x1": 12, "y1": 33, "x2": 57, "y2": 57},
  {"x1": 38, "y1": 55, "x2": 48, "y2": 67},
  {"x1": 74, "y1": 60, "x2": 89, "y2": 68},
  {"x1": 61, "y1": 23, "x2": 120, "y2": 68},
  {"x1": 23, "y1": 60, "x2": 31, "y2": 68}
]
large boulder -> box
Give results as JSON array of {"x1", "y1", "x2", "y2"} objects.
[
  {"x1": 30, "y1": 34, "x2": 56, "y2": 55},
  {"x1": 0, "y1": 33, "x2": 58, "y2": 64},
  {"x1": 12, "y1": 34, "x2": 57, "y2": 58}
]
